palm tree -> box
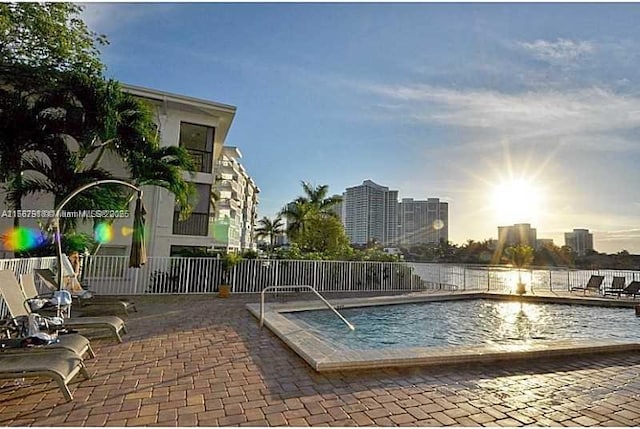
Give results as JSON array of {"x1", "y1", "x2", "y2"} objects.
[
  {"x1": 1, "y1": 70, "x2": 196, "y2": 232},
  {"x1": 255, "y1": 216, "x2": 284, "y2": 254},
  {"x1": 0, "y1": 65, "x2": 68, "y2": 228},
  {"x1": 279, "y1": 182, "x2": 342, "y2": 245},
  {"x1": 15, "y1": 138, "x2": 128, "y2": 234},
  {"x1": 299, "y1": 181, "x2": 342, "y2": 216},
  {"x1": 505, "y1": 244, "x2": 535, "y2": 295},
  {"x1": 279, "y1": 199, "x2": 310, "y2": 243}
]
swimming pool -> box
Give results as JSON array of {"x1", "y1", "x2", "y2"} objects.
[
  {"x1": 286, "y1": 299, "x2": 640, "y2": 350},
  {"x1": 247, "y1": 293, "x2": 640, "y2": 371}
]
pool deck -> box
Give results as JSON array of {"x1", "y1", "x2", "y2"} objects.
[{"x1": 2, "y1": 291, "x2": 640, "y2": 426}]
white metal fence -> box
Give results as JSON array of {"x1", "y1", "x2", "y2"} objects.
[
  {"x1": 77, "y1": 256, "x2": 640, "y2": 296},
  {"x1": 1, "y1": 255, "x2": 640, "y2": 301},
  {"x1": 80, "y1": 257, "x2": 423, "y2": 295}
]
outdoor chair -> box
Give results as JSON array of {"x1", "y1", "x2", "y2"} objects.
[
  {"x1": 19, "y1": 273, "x2": 71, "y2": 318},
  {"x1": 0, "y1": 270, "x2": 127, "y2": 343},
  {"x1": 0, "y1": 349, "x2": 90, "y2": 402},
  {"x1": 604, "y1": 276, "x2": 627, "y2": 297},
  {"x1": 0, "y1": 334, "x2": 95, "y2": 360},
  {"x1": 570, "y1": 275, "x2": 604, "y2": 295},
  {"x1": 619, "y1": 281, "x2": 640, "y2": 299},
  {"x1": 34, "y1": 268, "x2": 136, "y2": 315}
]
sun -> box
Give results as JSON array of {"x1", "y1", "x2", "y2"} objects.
[{"x1": 491, "y1": 178, "x2": 545, "y2": 225}]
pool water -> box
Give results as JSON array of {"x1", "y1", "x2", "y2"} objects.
[{"x1": 285, "y1": 299, "x2": 640, "y2": 349}]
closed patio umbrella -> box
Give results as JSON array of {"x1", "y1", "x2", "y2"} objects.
[{"x1": 129, "y1": 194, "x2": 147, "y2": 268}]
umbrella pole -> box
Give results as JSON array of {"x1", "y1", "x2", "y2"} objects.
[{"x1": 50, "y1": 179, "x2": 143, "y2": 292}]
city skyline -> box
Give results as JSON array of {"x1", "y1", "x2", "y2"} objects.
[{"x1": 83, "y1": 3, "x2": 640, "y2": 253}]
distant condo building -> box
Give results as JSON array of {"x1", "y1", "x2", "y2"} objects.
[
  {"x1": 344, "y1": 180, "x2": 398, "y2": 245},
  {"x1": 536, "y1": 238, "x2": 555, "y2": 248},
  {"x1": 498, "y1": 223, "x2": 537, "y2": 249},
  {"x1": 397, "y1": 198, "x2": 449, "y2": 246},
  {"x1": 564, "y1": 228, "x2": 594, "y2": 256},
  {"x1": 329, "y1": 194, "x2": 344, "y2": 221},
  {"x1": 342, "y1": 180, "x2": 447, "y2": 246}
]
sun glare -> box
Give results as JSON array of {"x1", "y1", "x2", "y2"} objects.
[{"x1": 491, "y1": 178, "x2": 545, "y2": 225}]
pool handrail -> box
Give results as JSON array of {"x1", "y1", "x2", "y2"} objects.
[{"x1": 260, "y1": 285, "x2": 355, "y2": 331}]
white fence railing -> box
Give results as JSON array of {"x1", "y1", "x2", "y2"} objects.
[
  {"x1": 81, "y1": 257, "x2": 423, "y2": 295},
  {"x1": 0, "y1": 255, "x2": 639, "y2": 303}
]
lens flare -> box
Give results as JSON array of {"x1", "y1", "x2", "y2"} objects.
[
  {"x1": 1, "y1": 227, "x2": 47, "y2": 251},
  {"x1": 94, "y1": 223, "x2": 113, "y2": 243}
]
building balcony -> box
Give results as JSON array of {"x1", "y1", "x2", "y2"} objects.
[
  {"x1": 185, "y1": 149, "x2": 213, "y2": 174},
  {"x1": 172, "y1": 212, "x2": 209, "y2": 236}
]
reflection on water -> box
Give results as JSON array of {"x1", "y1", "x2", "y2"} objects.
[{"x1": 287, "y1": 299, "x2": 640, "y2": 350}]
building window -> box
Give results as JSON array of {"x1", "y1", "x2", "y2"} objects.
[
  {"x1": 173, "y1": 183, "x2": 212, "y2": 236},
  {"x1": 179, "y1": 122, "x2": 215, "y2": 173},
  {"x1": 170, "y1": 245, "x2": 208, "y2": 256}
]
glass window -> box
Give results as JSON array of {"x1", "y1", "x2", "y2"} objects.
[{"x1": 179, "y1": 122, "x2": 215, "y2": 173}]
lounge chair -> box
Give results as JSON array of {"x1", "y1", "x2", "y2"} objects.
[
  {"x1": 0, "y1": 270, "x2": 127, "y2": 343},
  {"x1": 570, "y1": 275, "x2": 604, "y2": 295},
  {"x1": 0, "y1": 349, "x2": 90, "y2": 401},
  {"x1": 604, "y1": 276, "x2": 627, "y2": 297},
  {"x1": 19, "y1": 273, "x2": 71, "y2": 318},
  {"x1": 619, "y1": 281, "x2": 640, "y2": 299},
  {"x1": 34, "y1": 268, "x2": 136, "y2": 315},
  {"x1": 0, "y1": 334, "x2": 95, "y2": 359}
]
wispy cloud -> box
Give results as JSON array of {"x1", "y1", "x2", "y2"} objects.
[
  {"x1": 360, "y1": 83, "x2": 640, "y2": 152},
  {"x1": 517, "y1": 38, "x2": 595, "y2": 65},
  {"x1": 80, "y1": 3, "x2": 176, "y2": 34}
]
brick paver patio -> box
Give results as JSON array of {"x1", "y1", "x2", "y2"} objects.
[{"x1": 2, "y1": 293, "x2": 640, "y2": 426}]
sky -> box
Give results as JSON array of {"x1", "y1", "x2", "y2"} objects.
[{"x1": 82, "y1": 3, "x2": 640, "y2": 254}]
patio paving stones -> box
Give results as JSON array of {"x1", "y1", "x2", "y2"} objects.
[{"x1": 2, "y1": 292, "x2": 640, "y2": 426}]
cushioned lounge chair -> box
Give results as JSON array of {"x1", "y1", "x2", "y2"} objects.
[
  {"x1": 34, "y1": 268, "x2": 136, "y2": 315},
  {"x1": 570, "y1": 275, "x2": 604, "y2": 295},
  {"x1": 0, "y1": 349, "x2": 90, "y2": 401},
  {"x1": 0, "y1": 270, "x2": 127, "y2": 343},
  {"x1": 620, "y1": 281, "x2": 640, "y2": 299},
  {"x1": 19, "y1": 273, "x2": 71, "y2": 318},
  {"x1": 0, "y1": 334, "x2": 95, "y2": 360},
  {"x1": 604, "y1": 276, "x2": 627, "y2": 297}
]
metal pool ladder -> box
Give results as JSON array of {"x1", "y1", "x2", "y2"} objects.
[{"x1": 260, "y1": 285, "x2": 355, "y2": 330}]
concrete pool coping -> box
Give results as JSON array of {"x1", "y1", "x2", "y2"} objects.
[{"x1": 246, "y1": 291, "x2": 640, "y2": 372}]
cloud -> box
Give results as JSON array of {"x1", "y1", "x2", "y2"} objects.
[
  {"x1": 79, "y1": 3, "x2": 176, "y2": 34},
  {"x1": 517, "y1": 38, "x2": 595, "y2": 65},
  {"x1": 597, "y1": 229, "x2": 640, "y2": 241},
  {"x1": 361, "y1": 83, "x2": 640, "y2": 152}
]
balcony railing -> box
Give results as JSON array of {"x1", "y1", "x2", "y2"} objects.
[
  {"x1": 186, "y1": 149, "x2": 213, "y2": 174},
  {"x1": 173, "y1": 212, "x2": 209, "y2": 236}
]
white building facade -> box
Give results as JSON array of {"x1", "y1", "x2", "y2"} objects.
[
  {"x1": 0, "y1": 84, "x2": 260, "y2": 258},
  {"x1": 397, "y1": 198, "x2": 448, "y2": 246},
  {"x1": 343, "y1": 180, "x2": 398, "y2": 245},
  {"x1": 213, "y1": 146, "x2": 260, "y2": 251},
  {"x1": 342, "y1": 180, "x2": 447, "y2": 247},
  {"x1": 564, "y1": 228, "x2": 594, "y2": 256}
]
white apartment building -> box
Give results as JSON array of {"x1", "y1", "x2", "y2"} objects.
[
  {"x1": 213, "y1": 146, "x2": 260, "y2": 251},
  {"x1": 0, "y1": 84, "x2": 260, "y2": 257},
  {"x1": 343, "y1": 180, "x2": 399, "y2": 245},
  {"x1": 397, "y1": 198, "x2": 449, "y2": 246},
  {"x1": 497, "y1": 223, "x2": 538, "y2": 250},
  {"x1": 564, "y1": 228, "x2": 594, "y2": 256},
  {"x1": 342, "y1": 180, "x2": 449, "y2": 247}
]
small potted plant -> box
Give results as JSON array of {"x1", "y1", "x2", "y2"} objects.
[
  {"x1": 218, "y1": 252, "x2": 242, "y2": 298},
  {"x1": 505, "y1": 245, "x2": 535, "y2": 296}
]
